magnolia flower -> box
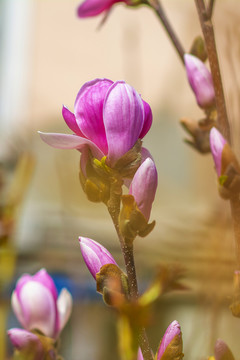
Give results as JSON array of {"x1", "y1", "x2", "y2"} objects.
[
  {"x1": 8, "y1": 329, "x2": 44, "y2": 360},
  {"x1": 11, "y1": 269, "x2": 72, "y2": 339},
  {"x1": 157, "y1": 320, "x2": 182, "y2": 360},
  {"x1": 184, "y1": 54, "x2": 215, "y2": 109},
  {"x1": 39, "y1": 78, "x2": 152, "y2": 168},
  {"x1": 129, "y1": 157, "x2": 158, "y2": 221},
  {"x1": 79, "y1": 237, "x2": 117, "y2": 279},
  {"x1": 209, "y1": 127, "x2": 227, "y2": 177},
  {"x1": 77, "y1": 0, "x2": 129, "y2": 18}
]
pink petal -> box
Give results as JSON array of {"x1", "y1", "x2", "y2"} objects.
[
  {"x1": 137, "y1": 348, "x2": 144, "y2": 360},
  {"x1": 11, "y1": 291, "x2": 27, "y2": 329},
  {"x1": 79, "y1": 237, "x2": 117, "y2": 279},
  {"x1": 209, "y1": 127, "x2": 227, "y2": 177},
  {"x1": 77, "y1": 0, "x2": 119, "y2": 17},
  {"x1": 33, "y1": 269, "x2": 58, "y2": 301},
  {"x1": 74, "y1": 79, "x2": 113, "y2": 155},
  {"x1": 38, "y1": 132, "x2": 104, "y2": 160},
  {"x1": 57, "y1": 289, "x2": 73, "y2": 335},
  {"x1": 17, "y1": 281, "x2": 57, "y2": 338},
  {"x1": 62, "y1": 105, "x2": 85, "y2": 137},
  {"x1": 104, "y1": 81, "x2": 144, "y2": 166},
  {"x1": 139, "y1": 100, "x2": 153, "y2": 139},
  {"x1": 129, "y1": 158, "x2": 158, "y2": 221}
]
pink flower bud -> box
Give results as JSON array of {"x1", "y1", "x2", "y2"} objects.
[
  {"x1": 39, "y1": 78, "x2": 152, "y2": 167},
  {"x1": 129, "y1": 158, "x2": 158, "y2": 221},
  {"x1": 184, "y1": 54, "x2": 215, "y2": 109},
  {"x1": 11, "y1": 269, "x2": 72, "y2": 339},
  {"x1": 157, "y1": 320, "x2": 182, "y2": 360},
  {"x1": 79, "y1": 237, "x2": 117, "y2": 279},
  {"x1": 8, "y1": 329, "x2": 44, "y2": 360},
  {"x1": 209, "y1": 127, "x2": 227, "y2": 177},
  {"x1": 214, "y1": 339, "x2": 234, "y2": 360},
  {"x1": 77, "y1": 0, "x2": 128, "y2": 18}
]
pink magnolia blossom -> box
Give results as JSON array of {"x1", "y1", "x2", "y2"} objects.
[
  {"x1": 79, "y1": 237, "x2": 117, "y2": 279},
  {"x1": 184, "y1": 54, "x2": 215, "y2": 109},
  {"x1": 77, "y1": 0, "x2": 129, "y2": 18},
  {"x1": 39, "y1": 78, "x2": 152, "y2": 168},
  {"x1": 209, "y1": 127, "x2": 227, "y2": 177},
  {"x1": 11, "y1": 269, "x2": 72, "y2": 339},
  {"x1": 8, "y1": 329, "x2": 44, "y2": 360},
  {"x1": 129, "y1": 157, "x2": 158, "y2": 221},
  {"x1": 157, "y1": 320, "x2": 181, "y2": 360}
]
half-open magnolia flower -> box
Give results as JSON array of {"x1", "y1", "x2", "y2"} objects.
[
  {"x1": 79, "y1": 237, "x2": 117, "y2": 279},
  {"x1": 209, "y1": 127, "x2": 227, "y2": 177},
  {"x1": 11, "y1": 269, "x2": 72, "y2": 339},
  {"x1": 39, "y1": 78, "x2": 152, "y2": 168},
  {"x1": 77, "y1": 0, "x2": 129, "y2": 18},
  {"x1": 129, "y1": 157, "x2": 158, "y2": 221},
  {"x1": 184, "y1": 54, "x2": 215, "y2": 109}
]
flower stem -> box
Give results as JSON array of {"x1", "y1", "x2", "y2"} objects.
[
  {"x1": 148, "y1": 0, "x2": 185, "y2": 63},
  {"x1": 107, "y1": 191, "x2": 153, "y2": 360},
  {"x1": 195, "y1": 0, "x2": 240, "y2": 271}
]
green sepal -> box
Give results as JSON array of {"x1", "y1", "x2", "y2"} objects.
[
  {"x1": 190, "y1": 35, "x2": 207, "y2": 62},
  {"x1": 219, "y1": 175, "x2": 228, "y2": 186},
  {"x1": 113, "y1": 139, "x2": 142, "y2": 178},
  {"x1": 119, "y1": 195, "x2": 155, "y2": 244},
  {"x1": 96, "y1": 264, "x2": 129, "y2": 305}
]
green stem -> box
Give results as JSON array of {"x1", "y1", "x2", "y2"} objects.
[{"x1": 149, "y1": 0, "x2": 185, "y2": 63}]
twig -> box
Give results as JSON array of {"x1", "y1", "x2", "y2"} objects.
[
  {"x1": 207, "y1": 0, "x2": 215, "y2": 19},
  {"x1": 149, "y1": 0, "x2": 185, "y2": 63}
]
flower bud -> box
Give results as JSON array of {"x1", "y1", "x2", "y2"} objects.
[
  {"x1": 209, "y1": 127, "x2": 227, "y2": 177},
  {"x1": 129, "y1": 158, "x2": 157, "y2": 221},
  {"x1": 157, "y1": 320, "x2": 183, "y2": 360},
  {"x1": 184, "y1": 54, "x2": 215, "y2": 109},
  {"x1": 8, "y1": 329, "x2": 44, "y2": 360},
  {"x1": 11, "y1": 269, "x2": 72, "y2": 339},
  {"x1": 214, "y1": 339, "x2": 235, "y2": 360},
  {"x1": 79, "y1": 237, "x2": 117, "y2": 279}
]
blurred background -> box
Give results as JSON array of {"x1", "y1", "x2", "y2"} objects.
[{"x1": 1, "y1": 0, "x2": 240, "y2": 359}]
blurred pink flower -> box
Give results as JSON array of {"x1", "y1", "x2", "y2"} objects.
[
  {"x1": 39, "y1": 78, "x2": 152, "y2": 168},
  {"x1": 79, "y1": 237, "x2": 117, "y2": 279},
  {"x1": 184, "y1": 54, "x2": 215, "y2": 109},
  {"x1": 77, "y1": 0, "x2": 129, "y2": 18},
  {"x1": 8, "y1": 329, "x2": 44, "y2": 360},
  {"x1": 11, "y1": 269, "x2": 72, "y2": 339},
  {"x1": 129, "y1": 157, "x2": 158, "y2": 221}
]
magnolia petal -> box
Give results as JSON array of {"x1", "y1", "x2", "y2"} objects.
[
  {"x1": 157, "y1": 320, "x2": 181, "y2": 360},
  {"x1": 209, "y1": 127, "x2": 227, "y2": 177},
  {"x1": 8, "y1": 328, "x2": 44, "y2": 360},
  {"x1": 77, "y1": 0, "x2": 119, "y2": 17},
  {"x1": 57, "y1": 288, "x2": 73, "y2": 334},
  {"x1": 129, "y1": 158, "x2": 158, "y2": 221},
  {"x1": 38, "y1": 132, "x2": 104, "y2": 160},
  {"x1": 137, "y1": 348, "x2": 144, "y2": 360},
  {"x1": 11, "y1": 291, "x2": 27, "y2": 329},
  {"x1": 62, "y1": 105, "x2": 85, "y2": 137},
  {"x1": 74, "y1": 79, "x2": 113, "y2": 154},
  {"x1": 104, "y1": 81, "x2": 144, "y2": 166},
  {"x1": 33, "y1": 269, "x2": 58, "y2": 301},
  {"x1": 79, "y1": 237, "x2": 117, "y2": 279},
  {"x1": 139, "y1": 100, "x2": 153, "y2": 139},
  {"x1": 18, "y1": 281, "x2": 57, "y2": 338}
]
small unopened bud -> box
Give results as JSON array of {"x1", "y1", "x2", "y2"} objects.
[
  {"x1": 214, "y1": 339, "x2": 235, "y2": 360},
  {"x1": 157, "y1": 320, "x2": 183, "y2": 360},
  {"x1": 129, "y1": 158, "x2": 158, "y2": 221},
  {"x1": 184, "y1": 54, "x2": 215, "y2": 109},
  {"x1": 209, "y1": 127, "x2": 227, "y2": 177},
  {"x1": 190, "y1": 36, "x2": 208, "y2": 62},
  {"x1": 79, "y1": 237, "x2": 117, "y2": 279}
]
